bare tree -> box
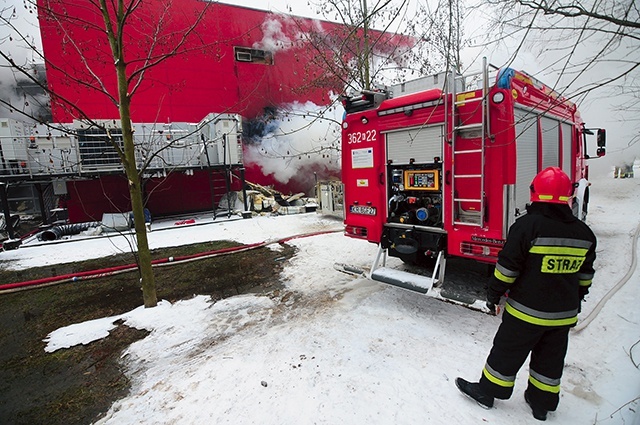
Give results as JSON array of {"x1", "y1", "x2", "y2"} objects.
[
  {"x1": 240, "y1": 0, "x2": 467, "y2": 194},
  {"x1": 298, "y1": 0, "x2": 467, "y2": 93},
  {"x1": 1, "y1": 0, "x2": 213, "y2": 307},
  {"x1": 482, "y1": 0, "x2": 640, "y2": 146}
]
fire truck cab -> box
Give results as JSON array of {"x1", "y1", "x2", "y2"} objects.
[{"x1": 340, "y1": 59, "x2": 605, "y2": 307}]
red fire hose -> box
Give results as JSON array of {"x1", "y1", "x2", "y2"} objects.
[{"x1": 0, "y1": 230, "x2": 341, "y2": 294}]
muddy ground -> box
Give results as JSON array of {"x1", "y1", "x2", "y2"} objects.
[{"x1": 0, "y1": 239, "x2": 295, "y2": 425}]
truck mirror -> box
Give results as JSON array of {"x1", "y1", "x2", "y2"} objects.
[
  {"x1": 597, "y1": 129, "x2": 606, "y2": 147},
  {"x1": 597, "y1": 147, "x2": 606, "y2": 157}
]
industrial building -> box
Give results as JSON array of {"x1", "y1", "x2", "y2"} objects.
[{"x1": 1, "y1": 1, "x2": 367, "y2": 233}]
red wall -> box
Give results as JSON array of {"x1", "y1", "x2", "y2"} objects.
[
  {"x1": 65, "y1": 175, "x2": 131, "y2": 223},
  {"x1": 36, "y1": 1, "x2": 406, "y2": 221},
  {"x1": 65, "y1": 171, "x2": 242, "y2": 222},
  {"x1": 37, "y1": 0, "x2": 343, "y2": 123},
  {"x1": 145, "y1": 170, "x2": 243, "y2": 216}
]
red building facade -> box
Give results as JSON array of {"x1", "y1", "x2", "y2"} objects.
[
  {"x1": 36, "y1": 0, "x2": 359, "y2": 221},
  {"x1": 38, "y1": 0, "x2": 342, "y2": 123}
]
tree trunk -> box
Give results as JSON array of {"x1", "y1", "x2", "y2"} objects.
[
  {"x1": 97, "y1": 0, "x2": 158, "y2": 308},
  {"x1": 128, "y1": 170, "x2": 157, "y2": 308},
  {"x1": 116, "y1": 64, "x2": 157, "y2": 308},
  {"x1": 361, "y1": 0, "x2": 371, "y2": 90}
]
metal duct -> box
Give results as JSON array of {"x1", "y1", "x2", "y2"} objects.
[{"x1": 39, "y1": 222, "x2": 102, "y2": 241}]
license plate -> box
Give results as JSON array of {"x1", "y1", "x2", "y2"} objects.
[{"x1": 350, "y1": 205, "x2": 377, "y2": 216}]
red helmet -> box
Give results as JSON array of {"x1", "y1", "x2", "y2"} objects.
[{"x1": 530, "y1": 167, "x2": 573, "y2": 204}]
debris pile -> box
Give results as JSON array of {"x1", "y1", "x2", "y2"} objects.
[{"x1": 219, "y1": 181, "x2": 318, "y2": 216}]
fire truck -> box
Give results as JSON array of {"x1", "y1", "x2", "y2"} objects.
[{"x1": 340, "y1": 59, "x2": 606, "y2": 309}]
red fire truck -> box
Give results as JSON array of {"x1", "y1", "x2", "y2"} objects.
[{"x1": 340, "y1": 59, "x2": 606, "y2": 309}]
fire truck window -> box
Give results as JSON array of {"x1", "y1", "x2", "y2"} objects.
[{"x1": 234, "y1": 47, "x2": 274, "y2": 65}]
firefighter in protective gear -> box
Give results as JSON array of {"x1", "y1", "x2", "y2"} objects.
[{"x1": 456, "y1": 167, "x2": 597, "y2": 421}]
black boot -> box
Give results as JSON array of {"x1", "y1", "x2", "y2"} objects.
[
  {"x1": 455, "y1": 377, "x2": 494, "y2": 409},
  {"x1": 525, "y1": 391, "x2": 548, "y2": 421}
]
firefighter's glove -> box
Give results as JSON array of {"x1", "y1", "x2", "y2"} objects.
[
  {"x1": 579, "y1": 286, "x2": 590, "y2": 301},
  {"x1": 486, "y1": 301, "x2": 500, "y2": 316},
  {"x1": 487, "y1": 287, "x2": 504, "y2": 305},
  {"x1": 486, "y1": 284, "x2": 503, "y2": 315},
  {"x1": 486, "y1": 291, "x2": 501, "y2": 308},
  {"x1": 486, "y1": 292, "x2": 502, "y2": 315}
]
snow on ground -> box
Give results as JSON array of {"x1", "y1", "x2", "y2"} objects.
[
  {"x1": 1, "y1": 213, "x2": 342, "y2": 270},
  {"x1": 7, "y1": 175, "x2": 640, "y2": 424}
]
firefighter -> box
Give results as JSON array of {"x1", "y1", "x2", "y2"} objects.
[{"x1": 455, "y1": 166, "x2": 597, "y2": 421}]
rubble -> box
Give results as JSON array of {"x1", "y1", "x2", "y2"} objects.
[{"x1": 218, "y1": 181, "x2": 319, "y2": 217}]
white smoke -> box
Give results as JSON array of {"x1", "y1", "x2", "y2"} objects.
[
  {"x1": 253, "y1": 17, "x2": 293, "y2": 52},
  {"x1": 0, "y1": 63, "x2": 50, "y2": 121},
  {"x1": 244, "y1": 99, "x2": 344, "y2": 192},
  {"x1": 252, "y1": 14, "x2": 327, "y2": 53},
  {"x1": 0, "y1": 65, "x2": 26, "y2": 119},
  {"x1": 0, "y1": 3, "x2": 49, "y2": 121}
]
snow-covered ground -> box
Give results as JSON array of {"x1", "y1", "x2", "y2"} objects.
[{"x1": 4, "y1": 175, "x2": 640, "y2": 424}]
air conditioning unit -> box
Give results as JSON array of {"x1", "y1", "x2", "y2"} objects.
[{"x1": 236, "y1": 51, "x2": 252, "y2": 62}]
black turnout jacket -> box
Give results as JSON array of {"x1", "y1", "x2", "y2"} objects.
[{"x1": 488, "y1": 202, "x2": 597, "y2": 327}]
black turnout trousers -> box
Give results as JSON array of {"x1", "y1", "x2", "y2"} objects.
[{"x1": 479, "y1": 310, "x2": 570, "y2": 412}]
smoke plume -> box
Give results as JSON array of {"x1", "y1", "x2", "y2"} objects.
[{"x1": 244, "y1": 100, "x2": 343, "y2": 195}]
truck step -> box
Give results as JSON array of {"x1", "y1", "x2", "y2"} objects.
[{"x1": 370, "y1": 267, "x2": 435, "y2": 294}]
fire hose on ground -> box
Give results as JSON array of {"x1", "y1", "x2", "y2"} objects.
[
  {"x1": 0, "y1": 230, "x2": 342, "y2": 295},
  {"x1": 573, "y1": 222, "x2": 640, "y2": 333},
  {"x1": 2, "y1": 225, "x2": 638, "y2": 333}
]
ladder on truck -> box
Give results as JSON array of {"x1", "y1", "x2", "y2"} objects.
[{"x1": 447, "y1": 57, "x2": 497, "y2": 227}]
